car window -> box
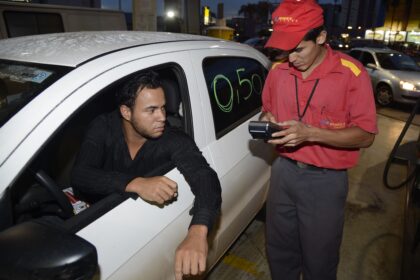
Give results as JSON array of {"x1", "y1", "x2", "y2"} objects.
[
  {"x1": 0, "y1": 60, "x2": 71, "y2": 127},
  {"x1": 243, "y1": 38, "x2": 260, "y2": 46},
  {"x1": 203, "y1": 57, "x2": 267, "y2": 139},
  {"x1": 349, "y1": 50, "x2": 362, "y2": 60},
  {"x1": 5, "y1": 64, "x2": 191, "y2": 232},
  {"x1": 4, "y1": 11, "x2": 64, "y2": 38},
  {"x1": 376, "y1": 52, "x2": 420, "y2": 71},
  {"x1": 360, "y1": 52, "x2": 375, "y2": 66}
]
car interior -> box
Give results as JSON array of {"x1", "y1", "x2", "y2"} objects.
[{"x1": 0, "y1": 64, "x2": 191, "y2": 234}]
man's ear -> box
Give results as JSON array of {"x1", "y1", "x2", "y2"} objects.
[
  {"x1": 316, "y1": 30, "x2": 327, "y2": 45},
  {"x1": 120, "y1": 105, "x2": 132, "y2": 122}
]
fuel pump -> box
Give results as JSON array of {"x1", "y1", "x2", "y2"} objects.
[
  {"x1": 382, "y1": 99, "x2": 420, "y2": 280},
  {"x1": 383, "y1": 99, "x2": 420, "y2": 190}
]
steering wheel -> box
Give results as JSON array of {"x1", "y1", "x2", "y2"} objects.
[{"x1": 32, "y1": 169, "x2": 74, "y2": 218}]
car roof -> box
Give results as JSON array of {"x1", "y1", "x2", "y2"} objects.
[
  {"x1": 0, "y1": 31, "x2": 221, "y2": 67},
  {"x1": 351, "y1": 47, "x2": 400, "y2": 54}
]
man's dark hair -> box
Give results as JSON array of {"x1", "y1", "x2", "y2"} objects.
[
  {"x1": 303, "y1": 25, "x2": 326, "y2": 43},
  {"x1": 117, "y1": 71, "x2": 162, "y2": 108}
]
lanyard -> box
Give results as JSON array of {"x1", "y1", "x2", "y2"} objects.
[{"x1": 294, "y1": 76, "x2": 319, "y2": 121}]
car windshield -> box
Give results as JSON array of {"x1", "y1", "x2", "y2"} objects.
[
  {"x1": 376, "y1": 52, "x2": 420, "y2": 71},
  {"x1": 0, "y1": 60, "x2": 71, "y2": 127}
]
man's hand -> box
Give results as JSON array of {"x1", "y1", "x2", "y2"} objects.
[
  {"x1": 259, "y1": 111, "x2": 277, "y2": 123},
  {"x1": 174, "y1": 225, "x2": 208, "y2": 280},
  {"x1": 268, "y1": 120, "x2": 375, "y2": 148},
  {"x1": 125, "y1": 176, "x2": 177, "y2": 204},
  {"x1": 268, "y1": 120, "x2": 312, "y2": 147}
]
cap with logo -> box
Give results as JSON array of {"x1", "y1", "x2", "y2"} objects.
[{"x1": 265, "y1": 0, "x2": 324, "y2": 51}]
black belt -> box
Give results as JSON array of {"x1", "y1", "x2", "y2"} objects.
[{"x1": 284, "y1": 157, "x2": 326, "y2": 171}]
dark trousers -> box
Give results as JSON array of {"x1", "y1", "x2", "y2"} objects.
[{"x1": 266, "y1": 157, "x2": 348, "y2": 280}]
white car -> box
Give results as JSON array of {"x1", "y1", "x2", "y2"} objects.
[{"x1": 0, "y1": 31, "x2": 272, "y2": 279}]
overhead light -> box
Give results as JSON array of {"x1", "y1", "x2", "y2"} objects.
[{"x1": 166, "y1": 10, "x2": 175, "y2": 18}]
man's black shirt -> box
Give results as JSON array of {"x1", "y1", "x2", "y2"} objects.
[{"x1": 71, "y1": 110, "x2": 221, "y2": 229}]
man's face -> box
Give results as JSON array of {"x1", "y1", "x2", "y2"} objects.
[
  {"x1": 123, "y1": 86, "x2": 166, "y2": 139},
  {"x1": 287, "y1": 31, "x2": 327, "y2": 73}
]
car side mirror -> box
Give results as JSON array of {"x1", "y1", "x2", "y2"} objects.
[
  {"x1": 0, "y1": 221, "x2": 98, "y2": 279},
  {"x1": 366, "y1": 63, "x2": 378, "y2": 70}
]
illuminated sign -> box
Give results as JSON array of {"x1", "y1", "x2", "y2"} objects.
[{"x1": 204, "y1": 6, "x2": 210, "y2": 25}]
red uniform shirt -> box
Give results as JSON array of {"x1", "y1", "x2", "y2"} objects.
[{"x1": 262, "y1": 45, "x2": 378, "y2": 169}]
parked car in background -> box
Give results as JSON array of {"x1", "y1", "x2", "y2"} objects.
[
  {"x1": 243, "y1": 37, "x2": 268, "y2": 52},
  {"x1": 243, "y1": 36, "x2": 284, "y2": 61},
  {"x1": 349, "y1": 47, "x2": 420, "y2": 106},
  {"x1": 243, "y1": 36, "x2": 270, "y2": 56},
  {"x1": 349, "y1": 38, "x2": 389, "y2": 50},
  {"x1": 0, "y1": 31, "x2": 273, "y2": 279}
]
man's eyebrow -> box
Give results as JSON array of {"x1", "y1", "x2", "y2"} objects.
[
  {"x1": 145, "y1": 104, "x2": 165, "y2": 110},
  {"x1": 145, "y1": 105, "x2": 159, "y2": 110}
]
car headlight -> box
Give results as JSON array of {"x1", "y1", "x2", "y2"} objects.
[{"x1": 400, "y1": 81, "x2": 416, "y2": 91}]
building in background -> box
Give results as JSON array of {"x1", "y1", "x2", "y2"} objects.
[
  {"x1": 3, "y1": 0, "x2": 201, "y2": 34},
  {"x1": 336, "y1": 0, "x2": 418, "y2": 47},
  {"x1": 30, "y1": 0, "x2": 101, "y2": 8},
  {"x1": 381, "y1": 0, "x2": 419, "y2": 45},
  {"x1": 0, "y1": 0, "x2": 126, "y2": 38}
]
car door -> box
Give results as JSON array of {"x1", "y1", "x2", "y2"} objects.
[
  {"x1": 360, "y1": 51, "x2": 380, "y2": 87},
  {"x1": 189, "y1": 48, "x2": 274, "y2": 261},
  {"x1": 0, "y1": 45, "x2": 211, "y2": 280}
]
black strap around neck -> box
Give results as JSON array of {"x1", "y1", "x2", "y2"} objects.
[{"x1": 294, "y1": 76, "x2": 319, "y2": 122}]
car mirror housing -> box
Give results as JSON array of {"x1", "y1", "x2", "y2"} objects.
[
  {"x1": 0, "y1": 221, "x2": 98, "y2": 280},
  {"x1": 366, "y1": 63, "x2": 378, "y2": 70}
]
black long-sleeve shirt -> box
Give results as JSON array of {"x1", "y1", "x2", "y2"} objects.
[{"x1": 71, "y1": 110, "x2": 221, "y2": 230}]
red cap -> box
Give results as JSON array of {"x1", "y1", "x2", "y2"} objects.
[{"x1": 265, "y1": 0, "x2": 324, "y2": 51}]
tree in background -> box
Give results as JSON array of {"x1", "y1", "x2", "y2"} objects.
[{"x1": 238, "y1": 1, "x2": 272, "y2": 38}]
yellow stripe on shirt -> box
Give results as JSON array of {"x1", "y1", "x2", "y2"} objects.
[{"x1": 340, "y1": 58, "x2": 361, "y2": 77}]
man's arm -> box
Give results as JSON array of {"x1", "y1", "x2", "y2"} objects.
[
  {"x1": 164, "y1": 129, "x2": 222, "y2": 278},
  {"x1": 269, "y1": 120, "x2": 375, "y2": 148},
  {"x1": 174, "y1": 225, "x2": 208, "y2": 280},
  {"x1": 125, "y1": 176, "x2": 177, "y2": 204},
  {"x1": 165, "y1": 129, "x2": 222, "y2": 229}
]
